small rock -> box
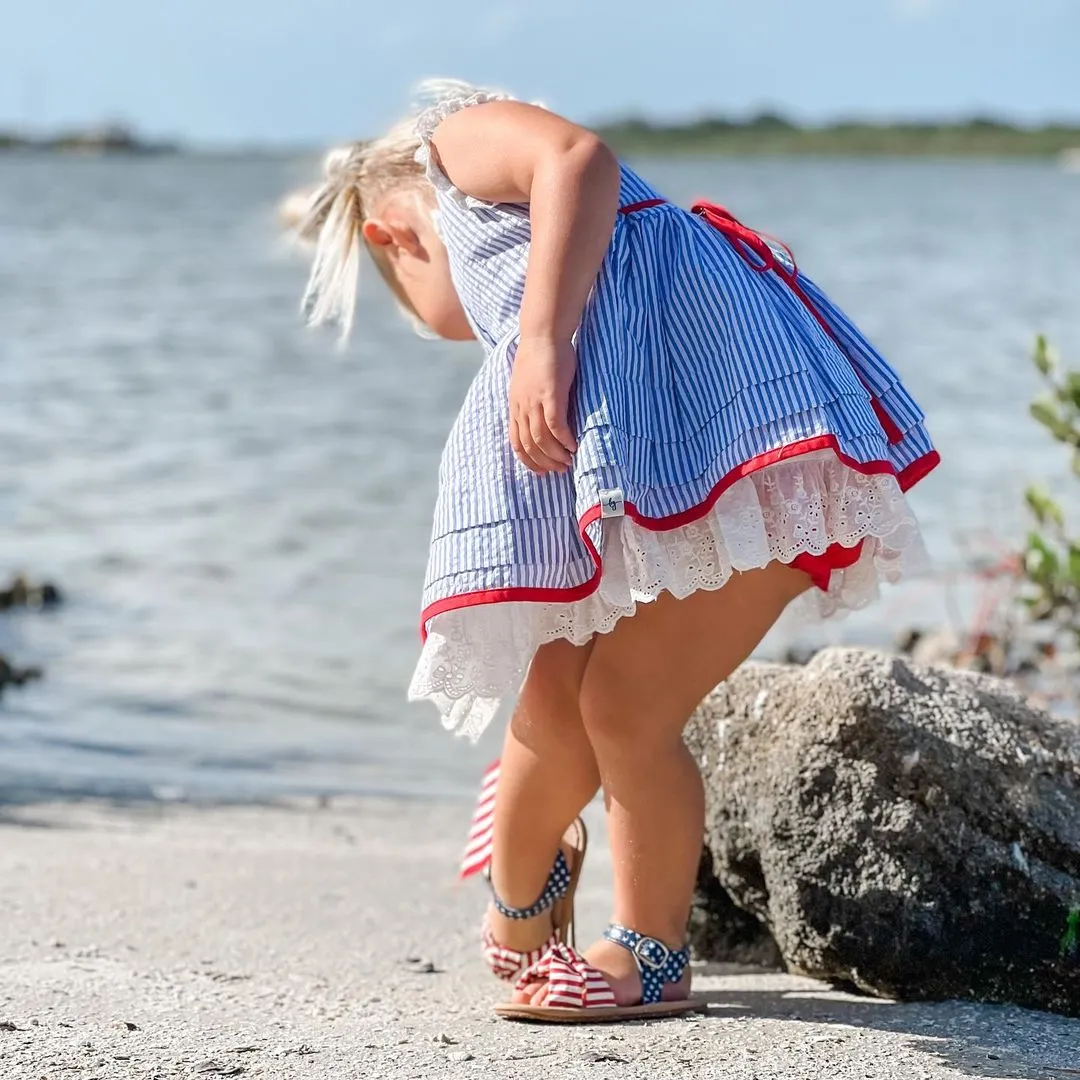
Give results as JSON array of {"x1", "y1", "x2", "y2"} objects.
[
  {"x1": 434, "y1": 1033, "x2": 458, "y2": 1045},
  {"x1": 0, "y1": 654, "x2": 44, "y2": 694},
  {"x1": 447, "y1": 1051, "x2": 475, "y2": 1063},
  {"x1": 0, "y1": 575, "x2": 63, "y2": 611},
  {"x1": 0, "y1": 1021, "x2": 18, "y2": 1032},
  {"x1": 905, "y1": 627, "x2": 961, "y2": 667},
  {"x1": 282, "y1": 1044, "x2": 317, "y2": 1056},
  {"x1": 403, "y1": 957, "x2": 440, "y2": 974}
]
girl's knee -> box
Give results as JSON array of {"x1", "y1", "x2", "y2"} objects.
[{"x1": 577, "y1": 664, "x2": 685, "y2": 749}]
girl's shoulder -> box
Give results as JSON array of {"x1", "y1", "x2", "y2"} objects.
[
  {"x1": 413, "y1": 80, "x2": 516, "y2": 209},
  {"x1": 411, "y1": 81, "x2": 665, "y2": 215}
]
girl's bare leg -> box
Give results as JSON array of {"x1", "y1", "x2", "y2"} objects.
[
  {"x1": 486, "y1": 637, "x2": 600, "y2": 955},
  {"x1": 515, "y1": 562, "x2": 811, "y2": 1005}
]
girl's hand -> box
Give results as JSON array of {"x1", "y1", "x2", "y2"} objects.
[{"x1": 508, "y1": 336, "x2": 579, "y2": 475}]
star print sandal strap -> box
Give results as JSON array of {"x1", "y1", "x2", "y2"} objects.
[
  {"x1": 602, "y1": 924, "x2": 692, "y2": 1005},
  {"x1": 480, "y1": 850, "x2": 569, "y2": 983},
  {"x1": 488, "y1": 847, "x2": 572, "y2": 920},
  {"x1": 493, "y1": 931, "x2": 706, "y2": 1024}
]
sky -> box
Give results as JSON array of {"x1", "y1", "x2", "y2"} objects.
[{"x1": 2, "y1": 0, "x2": 1077, "y2": 145}]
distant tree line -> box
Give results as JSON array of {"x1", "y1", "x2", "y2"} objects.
[
  {"x1": 2, "y1": 113, "x2": 1077, "y2": 157},
  {"x1": 598, "y1": 113, "x2": 1080, "y2": 156}
]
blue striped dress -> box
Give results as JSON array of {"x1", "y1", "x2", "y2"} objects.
[{"x1": 406, "y1": 87, "x2": 940, "y2": 739}]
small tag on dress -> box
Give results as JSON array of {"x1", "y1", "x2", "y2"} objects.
[{"x1": 599, "y1": 488, "x2": 625, "y2": 519}]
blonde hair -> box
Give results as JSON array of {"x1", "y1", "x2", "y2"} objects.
[{"x1": 281, "y1": 116, "x2": 427, "y2": 340}]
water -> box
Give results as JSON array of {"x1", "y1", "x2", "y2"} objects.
[{"x1": 1, "y1": 155, "x2": 1078, "y2": 804}]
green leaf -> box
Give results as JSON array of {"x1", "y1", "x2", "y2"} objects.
[
  {"x1": 1025, "y1": 486, "x2": 1065, "y2": 528},
  {"x1": 1068, "y1": 545, "x2": 1080, "y2": 588},
  {"x1": 1033, "y1": 334, "x2": 1053, "y2": 377},
  {"x1": 1061, "y1": 908, "x2": 1080, "y2": 960},
  {"x1": 1066, "y1": 372, "x2": 1080, "y2": 411},
  {"x1": 1030, "y1": 398, "x2": 1073, "y2": 442},
  {"x1": 1025, "y1": 531, "x2": 1061, "y2": 584}
]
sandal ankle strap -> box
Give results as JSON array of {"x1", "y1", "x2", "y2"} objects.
[
  {"x1": 603, "y1": 923, "x2": 690, "y2": 1005},
  {"x1": 488, "y1": 848, "x2": 571, "y2": 921}
]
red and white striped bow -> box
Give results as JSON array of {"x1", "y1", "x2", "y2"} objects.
[{"x1": 514, "y1": 944, "x2": 618, "y2": 1009}]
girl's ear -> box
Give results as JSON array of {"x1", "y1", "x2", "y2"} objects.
[
  {"x1": 362, "y1": 218, "x2": 394, "y2": 248},
  {"x1": 363, "y1": 217, "x2": 422, "y2": 257}
]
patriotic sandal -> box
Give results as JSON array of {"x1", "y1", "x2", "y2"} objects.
[
  {"x1": 493, "y1": 923, "x2": 706, "y2": 1023},
  {"x1": 462, "y1": 761, "x2": 588, "y2": 983},
  {"x1": 481, "y1": 818, "x2": 588, "y2": 981}
]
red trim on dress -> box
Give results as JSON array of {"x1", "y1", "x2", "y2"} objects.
[
  {"x1": 619, "y1": 198, "x2": 667, "y2": 215},
  {"x1": 418, "y1": 437, "x2": 941, "y2": 638}
]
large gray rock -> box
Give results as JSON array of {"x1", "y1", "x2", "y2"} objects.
[{"x1": 684, "y1": 647, "x2": 1080, "y2": 1017}]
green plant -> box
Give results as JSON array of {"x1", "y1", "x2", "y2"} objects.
[{"x1": 1022, "y1": 336, "x2": 1080, "y2": 644}]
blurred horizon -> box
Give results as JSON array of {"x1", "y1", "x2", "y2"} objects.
[
  {"x1": 4, "y1": 112, "x2": 1080, "y2": 158},
  {"x1": 2, "y1": 0, "x2": 1077, "y2": 147}
]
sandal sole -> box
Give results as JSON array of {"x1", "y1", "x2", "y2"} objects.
[{"x1": 494, "y1": 997, "x2": 707, "y2": 1024}]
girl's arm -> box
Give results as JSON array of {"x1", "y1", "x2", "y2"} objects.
[{"x1": 429, "y1": 101, "x2": 622, "y2": 475}]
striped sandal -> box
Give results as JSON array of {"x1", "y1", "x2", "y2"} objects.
[
  {"x1": 481, "y1": 818, "x2": 588, "y2": 980},
  {"x1": 462, "y1": 760, "x2": 588, "y2": 983},
  {"x1": 494, "y1": 923, "x2": 706, "y2": 1023}
]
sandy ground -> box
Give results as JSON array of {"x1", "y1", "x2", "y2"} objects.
[{"x1": 0, "y1": 798, "x2": 1077, "y2": 1080}]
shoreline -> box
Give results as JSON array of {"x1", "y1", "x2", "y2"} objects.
[{"x1": 1, "y1": 797, "x2": 1077, "y2": 1079}]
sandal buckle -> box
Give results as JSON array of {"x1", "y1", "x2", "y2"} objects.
[{"x1": 633, "y1": 936, "x2": 670, "y2": 971}]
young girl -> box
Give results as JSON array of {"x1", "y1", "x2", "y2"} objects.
[{"x1": 286, "y1": 80, "x2": 939, "y2": 1023}]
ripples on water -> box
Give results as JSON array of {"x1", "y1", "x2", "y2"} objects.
[{"x1": 1, "y1": 155, "x2": 1078, "y2": 802}]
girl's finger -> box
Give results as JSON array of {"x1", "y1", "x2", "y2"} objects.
[
  {"x1": 510, "y1": 414, "x2": 543, "y2": 474},
  {"x1": 515, "y1": 421, "x2": 552, "y2": 475},
  {"x1": 519, "y1": 422, "x2": 563, "y2": 475},
  {"x1": 544, "y1": 405, "x2": 578, "y2": 455},
  {"x1": 529, "y1": 409, "x2": 572, "y2": 468},
  {"x1": 509, "y1": 415, "x2": 528, "y2": 466}
]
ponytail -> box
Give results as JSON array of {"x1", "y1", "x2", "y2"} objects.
[{"x1": 280, "y1": 119, "x2": 427, "y2": 341}]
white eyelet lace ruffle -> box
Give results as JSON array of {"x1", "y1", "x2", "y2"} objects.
[
  {"x1": 407, "y1": 450, "x2": 929, "y2": 741},
  {"x1": 413, "y1": 82, "x2": 512, "y2": 209}
]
